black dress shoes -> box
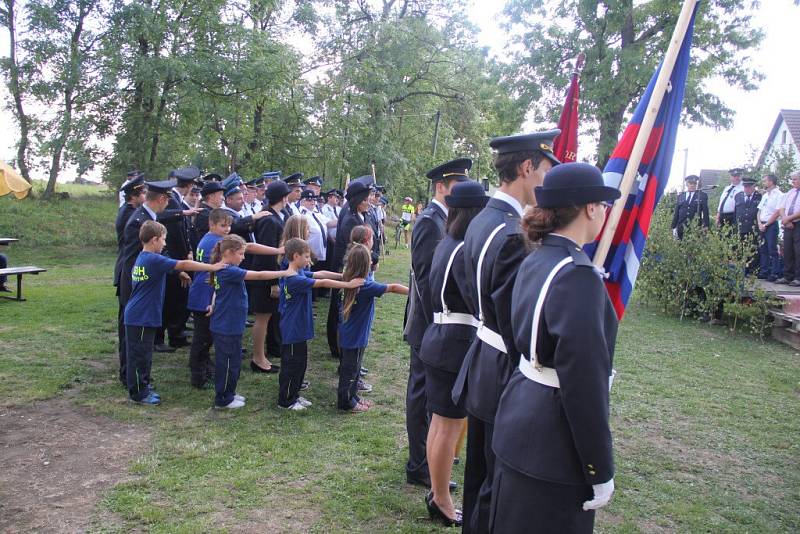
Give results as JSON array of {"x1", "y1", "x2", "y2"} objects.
[
  {"x1": 154, "y1": 343, "x2": 177, "y2": 353},
  {"x1": 406, "y1": 473, "x2": 457, "y2": 492},
  {"x1": 425, "y1": 491, "x2": 463, "y2": 527},
  {"x1": 169, "y1": 337, "x2": 191, "y2": 348},
  {"x1": 250, "y1": 361, "x2": 280, "y2": 374}
]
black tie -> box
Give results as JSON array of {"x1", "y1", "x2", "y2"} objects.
[{"x1": 311, "y1": 213, "x2": 327, "y2": 243}]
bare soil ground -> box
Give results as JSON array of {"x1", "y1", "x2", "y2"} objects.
[{"x1": 0, "y1": 395, "x2": 150, "y2": 533}]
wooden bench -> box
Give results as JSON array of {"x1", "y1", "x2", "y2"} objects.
[{"x1": 0, "y1": 266, "x2": 47, "y2": 302}]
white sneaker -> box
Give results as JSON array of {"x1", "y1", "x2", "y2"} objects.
[
  {"x1": 216, "y1": 398, "x2": 245, "y2": 409},
  {"x1": 282, "y1": 400, "x2": 306, "y2": 411},
  {"x1": 297, "y1": 396, "x2": 312, "y2": 407},
  {"x1": 234, "y1": 394, "x2": 246, "y2": 402}
]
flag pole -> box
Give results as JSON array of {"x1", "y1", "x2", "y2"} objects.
[{"x1": 593, "y1": 0, "x2": 698, "y2": 268}]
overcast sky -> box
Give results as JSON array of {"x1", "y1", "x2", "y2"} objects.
[{"x1": 1, "y1": 0, "x2": 798, "y2": 190}]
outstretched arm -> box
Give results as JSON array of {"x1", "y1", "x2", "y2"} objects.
[
  {"x1": 312, "y1": 270, "x2": 343, "y2": 280},
  {"x1": 244, "y1": 269, "x2": 290, "y2": 281},
  {"x1": 386, "y1": 283, "x2": 409, "y2": 295},
  {"x1": 314, "y1": 277, "x2": 365, "y2": 290},
  {"x1": 245, "y1": 243, "x2": 284, "y2": 256},
  {"x1": 175, "y1": 259, "x2": 226, "y2": 272}
]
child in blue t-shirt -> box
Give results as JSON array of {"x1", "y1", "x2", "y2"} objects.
[
  {"x1": 124, "y1": 220, "x2": 225, "y2": 405},
  {"x1": 187, "y1": 209, "x2": 282, "y2": 389},
  {"x1": 277, "y1": 238, "x2": 364, "y2": 411},
  {"x1": 209, "y1": 234, "x2": 289, "y2": 409},
  {"x1": 337, "y1": 243, "x2": 408, "y2": 412}
]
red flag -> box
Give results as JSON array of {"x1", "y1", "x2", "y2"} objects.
[{"x1": 552, "y1": 55, "x2": 583, "y2": 163}]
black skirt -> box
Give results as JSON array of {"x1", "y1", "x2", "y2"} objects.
[
  {"x1": 247, "y1": 280, "x2": 278, "y2": 314},
  {"x1": 423, "y1": 362, "x2": 466, "y2": 419},
  {"x1": 489, "y1": 460, "x2": 595, "y2": 534}
]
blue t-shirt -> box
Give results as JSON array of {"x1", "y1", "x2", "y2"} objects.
[
  {"x1": 210, "y1": 265, "x2": 249, "y2": 336},
  {"x1": 279, "y1": 273, "x2": 316, "y2": 344},
  {"x1": 124, "y1": 251, "x2": 178, "y2": 327},
  {"x1": 187, "y1": 232, "x2": 223, "y2": 312},
  {"x1": 339, "y1": 280, "x2": 387, "y2": 349}
]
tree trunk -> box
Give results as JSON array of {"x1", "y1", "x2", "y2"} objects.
[
  {"x1": 4, "y1": 0, "x2": 32, "y2": 182},
  {"x1": 596, "y1": 105, "x2": 627, "y2": 169},
  {"x1": 149, "y1": 77, "x2": 173, "y2": 164}
]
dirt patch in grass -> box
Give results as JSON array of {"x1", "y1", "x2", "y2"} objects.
[{"x1": 0, "y1": 395, "x2": 151, "y2": 532}]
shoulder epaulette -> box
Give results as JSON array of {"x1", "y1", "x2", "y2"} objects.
[{"x1": 504, "y1": 213, "x2": 522, "y2": 236}]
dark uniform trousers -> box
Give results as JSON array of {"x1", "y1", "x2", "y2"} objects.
[
  {"x1": 783, "y1": 224, "x2": 800, "y2": 281},
  {"x1": 337, "y1": 347, "x2": 365, "y2": 409},
  {"x1": 406, "y1": 345, "x2": 431, "y2": 477},
  {"x1": 158, "y1": 271, "x2": 190, "y2": 346},
  {"x1": 266, "y1": 313, "x2": 282, "y2": 359},
  {"x1": 278, "y1": 341, "x2": 308, "y2": 407},
  {"x1": 327, "y1": 288, "x2": 341, "y2": 359},
  {"x1": 125, "y1": 325, "x2": 157, "y2": 401},
  {"x1": 214, "y1": 333, "x2": 242, "y2": 407},
  {"x1": 188, "y1": 311, "x2": 214, "y2": 387}
]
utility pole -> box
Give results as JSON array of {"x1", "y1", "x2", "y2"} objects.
[
  {"x1": 432, "y1": 111, "x2": 441, "y2": 157},
  {"x1": 682, "y1": 147, "x2": 689, "y2": 190}
]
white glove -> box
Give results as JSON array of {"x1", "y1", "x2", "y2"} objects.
[
  {"x1": 583, "y1": 478, "x2": 614, "y2": 511},
  {"x1": 672, "y1": 228, "x2": 678, "y2": 239}
]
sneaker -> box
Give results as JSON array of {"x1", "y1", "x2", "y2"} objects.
[
  {"x1": 131, "y1": 392, "x2": 161, "y2": 406},
  {"x1": 357, "y1": 379, "x2": 373, "y2": 393},
  {"x1": 281, "y1": 401, "x2": 306, "y2": 411},
  {"x1": 358, "y1": 398, "x2": 374, "y2": 408},
  {"x1": 300, "y1": 381, "x2": 310, "y2": 391},
  {"x1": 775, "y1": 278, "x2": 791, "y2": 285},
  {"x1": 360, "y1": 366, "x2": 369, "y2": 376},
  {"x1": 216, "y1": 398, "x2": 245, "y2": 409},
  {"x1": 790, "y1": 280, "x2": 800, "y2": 287},
  {"x1": 297, "y1": 396, "x2": 312, "y2": 407},
  {"x1": 350, "y1": 402, "x2": 370, "y2": 413},
  {"x1": 234, "y1": 394, "x2": 246, "y2": 402}
]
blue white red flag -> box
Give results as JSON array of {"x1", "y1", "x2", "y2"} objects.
[{"x1": 588, "y1": 5, "x2": 698, "y2": 319}]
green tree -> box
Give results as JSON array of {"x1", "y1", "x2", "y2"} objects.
[{"x1": 504, "y1": 0, "x2": 764, "y2": 166}]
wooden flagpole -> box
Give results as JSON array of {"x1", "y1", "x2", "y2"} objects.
[{"x1": 593, "y1": 0, "x2": 698, "y2": 268}]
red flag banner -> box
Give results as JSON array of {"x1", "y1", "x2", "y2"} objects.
[{"x1": 552, "y1": 56, "x2": 583, "y2": 163}]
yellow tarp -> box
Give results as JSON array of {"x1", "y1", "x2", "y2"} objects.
[{"x1": 0, "y1": 161, "x2": 32, "y2": 199}]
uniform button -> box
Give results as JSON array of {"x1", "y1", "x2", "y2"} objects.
[
  {"x1": 589, "y1": 470, "x2": 596, "y2": 476},
  {"x1": 587, "y1": 464, "x2": 594, "y2": 469}
]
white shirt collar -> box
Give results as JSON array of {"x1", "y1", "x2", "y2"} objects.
[
  {"x1": 431, "y1": 198, "x2": 448, "y2": 216},
  {"x1": 492, "y1": 190, "x2": 524, "y2": 216},
  {"x1": 142, "y1": 203, "x2": 157, "y2": 220}
]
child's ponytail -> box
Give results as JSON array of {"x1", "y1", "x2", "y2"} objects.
[
  {"x1": 341, "y1": 243, "x2": 371, "y2": 321},
  {"x1": 208, "y1": 235, "x2": 246, "y2": 286}
]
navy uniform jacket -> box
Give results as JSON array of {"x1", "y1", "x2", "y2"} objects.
[
  {"x1": 164, "y1": 191, "x2": 192, "y2": 260},
  {"x1": 251, "y1": 207, "x2": 284, "y2": 291},
  {"x1": 116, "y1": 206, "x2": 182, "y2": 293},
  {"x1": 734, "y1": 191, "x2": 762, "y2": 236},
  {"x1": 418, "y1": 235, "x2": 474, "y2": 373},
  {"x1": 493, "y1": 235, "x2": 617, "y2": 486},
  {"x1": 404, "y1": 202, "x2": 447, "y2": 348},
  {"x1": 365, "y1": 206, "x2": 382, "y2": 264},
  {"x1": 113, "y1": 203, "x2": 137, "y2": 288},
  {"x1": 333, "y1": 207, "x2": 367, "y2": 272},
  {"x1": 192, "y1": 202, "x2": 214, "y2": 250},
  {"x1": 452, "y1": 197, "x2": 527, "y2": 422},
  {"x1": 671, "y1": 190, "x2": 709, "y2": 233},
  {"x1": 223, "y1": 206, "x2": 260, "y2": 270}
]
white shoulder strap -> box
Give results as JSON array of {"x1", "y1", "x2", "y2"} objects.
[
  {"x1": 476, "y1": 223, "x2": 506, "y2": 322},
  {"x1": 440, "y1": 242, "x2": 465, "y2": 313},
  {"x1": 529, "y1": 257, "x2": 574, "y2": 369}
]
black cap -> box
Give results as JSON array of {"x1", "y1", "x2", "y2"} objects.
[
  {"x1": 303, "y1": 175, "x2": 323, "y2": 187},
  {"x1": 267, "y1": 180, "x2": 291, "y2": 203},
  {"x1": 346, "y1": 181, "x2": 370, "y2": 204},
  {"x1": 534, "y1": 163, "x2": 620, "y2": 208},
  {"x1": 684, "y1": 175, "x2": 699, "y2": 184},
  {"x1": 145, "y1": 179, "x2": 177, "y2": 194},
  {"x1": 324, "y1": 189, "x2": 340, "y2": 198},
  {"x1": 426, "y1": 158, "x2": 472, "y2": 182},
  {"x1": 169, "y1": 166, "x2": 201, "y2": 183},
  {"x1": 489, "y1": 129, "x2": 561, "y2": 166},
  {"x1": 445, "y1": 181, "x2": 489, "y2": 208},
  {"x1": 742, "y1": 177, "x2": 757, "y2": 186},
  {"x1": 352, "y1": 175, "x2": 375, "y2": 189},
  {"x1": 202, "y1": 173, "x2": 223, "y2": 182},
  {"x1": 120, "y1": 174, "x2": 146, "y2": 194},
  {"x1": 729, "y1": 167, "x2": 745, "y2": 176},
  {"x1": 201, "y1": 181, "x2": 225, "y2": 197},
  {"x1": 284, "y1": 173, "x2": 303, "y2": 187},
  {"x1": 245, "y1": 177, "x2": 265, "y2": 187},
  {"x1": 300, "y1": 189, "x2": 317, "y2": 200}
]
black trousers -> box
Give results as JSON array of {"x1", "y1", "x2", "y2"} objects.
[
  {"x1": 783, "y1": 224, "x2": 800, "y2": 281},
  {"x1": 266, "y1": 312, "x2": 282, "y2": 358},
  {"x1": 125, "y1": 325, "x2": 156, "y2": 401},
  {"x1": 337, "y1": 347, "x2": 365, "y2": 409},
  {"x1": 489, "y1": 460, "x2": 594, "y2": 534},
  {"x1": 188, "y1": 311, "x2": 214, "y2": 387},
  {"x1": 278, "y1": 342, "x2": 308, "y2": 407},
  {"x1": 719, "y1": 212, "x2": 736, "y2": 227},
  {"x1": 463, "y1": 415, "x2": 495, "y2": 534},
  {"x1": 160, "y1": 271, "x2": 189, "y2": 345},
  {"x1": 214, "y1": 333, "x2": 242, "y2": 407},
  {"x1": 117, "y1": 275, "x2": 134, "y2": 385},
  {"x1": 406, "y1": 345, "x2": 430, "y2": 479},
  {"x1": 327, "y1": 289, "x2": 341, "y2": 359}
]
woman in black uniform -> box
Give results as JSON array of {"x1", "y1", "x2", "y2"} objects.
[
  {"x1": 419, "y1": 181, "x2": 488, "y2": 527},
  {"x1": 490, "y1": 163, "x2": 620, "y2": 533}
]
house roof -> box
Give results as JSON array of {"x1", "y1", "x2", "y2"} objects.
[{"x1": 757, "y1": 109, "x2": 800, "y2": 166}]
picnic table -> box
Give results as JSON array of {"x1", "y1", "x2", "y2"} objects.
[{"x1": 0, "y1": 238, "x2": 46, "y2": 302}]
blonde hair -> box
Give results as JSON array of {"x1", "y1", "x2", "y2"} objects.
[
  {"x1": 208, "y1": 234, "x2": 246, "y2": 286},
  {"x1": 281, "y1": 215, "x2": 312, "y2": 263},
  {"x1": 341, "y1": 243, "x2": 371, "y2": 321}
]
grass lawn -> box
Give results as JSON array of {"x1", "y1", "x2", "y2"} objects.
[{"x1": 1, "y1": 195, "x2": 799, "y2": 532}]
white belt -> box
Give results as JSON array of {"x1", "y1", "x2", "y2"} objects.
[
  {"x1": 477, "y1": 324, "x2": 507, "y2": 353},
  {"x1": 518, "y1": 355, "x2": 560, "y2": 388},
  {"x1": 433, "y1": 312, "x2": 478, "y2": 327}
]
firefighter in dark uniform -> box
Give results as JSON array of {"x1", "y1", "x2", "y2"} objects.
[
  {"x1": 192, "y1": 181, "x2": 225, "y2": 249},
  {"x1": 159, "y1": 167, "x2": 201, "y2": 350},
  {"x1": 490, "y1": 162, "x2": 620, "y2": 533},
  {"x1": 116, "y1": 180, "x2": 185, "y2": 379},
  {"x1": 670, "y1": 174, "x2": 709, "y2": 240},
  {"x1": 452, "y1": 130, "x2": 560, "y2": 533},
  {"x1": 734, "y1": 177, "x2": 762, "y2": 274},
  {"x1": 283, "y1": 173, "x2": 304, "y2": 217},
  {"x1": 419, "y1": 180, "x2": 488, "y2": 527},
  {"x1": 404, "y1": 158, "x2": 471, "y2": 489},
  {"x1": 327, "y1": 179, "x2": 373, "y2": 360},
  {"x1": 113, "y1": 173, "x2": 146, "y2": 384}
]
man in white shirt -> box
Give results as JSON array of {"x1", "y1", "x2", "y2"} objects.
[
  {"x1": 283, "y1": 173, "x2": 304, "y2": 217},
  {"x1": 717, "y1": 167, "x2": 744, "y2": 227},
  {"x1": 756, "y1": 173, "x2": 784, "y2": 281},
  {"x1": 321, "y1": 189, "x2": 342, "y2": 242},
  {"x1": 776, "y1": 172, "x2": 800, "y2": 286},
  {"x1": 299, "y1": 190, "x2": 329, "y2": 265}
]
